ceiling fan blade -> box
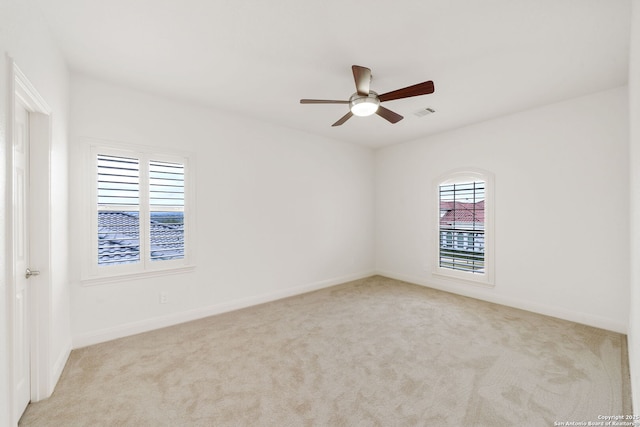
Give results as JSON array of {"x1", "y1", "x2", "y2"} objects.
[
  {"x1": 332, "y1": 111, "x2": 353, "y2": 127},
  {"x1": 376, "y1": 106, "x2": 403, "y2": 124},
  {"x1": 378, "y1": 80, "x2": 435, "y2": 103},
  {"x1": 352, "y1": 65, "x2": 371, "y2": 96},
  {"x1": 300, "y1": 99, "x2": 349, "y2": 104}
]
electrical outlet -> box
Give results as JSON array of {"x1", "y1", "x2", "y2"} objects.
[{"x1": 159, "y1": 292, "x2": 168, "y2": 304}]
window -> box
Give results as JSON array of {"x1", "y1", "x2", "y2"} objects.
[
  {"x1": 86, "y1": 143, "x2": 193, "y2": 281},
  {"x1": 97, "y1": 154, "x2": 141, "y2": 265},
  {"x1": 435, "y1": 170, "x2": 493, "y2": 285},
  {"x1": 148, "y1": 160, "x2": 185, "y2": 262}
]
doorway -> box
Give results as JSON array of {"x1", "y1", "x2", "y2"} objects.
[
  {"x1": 10, "y1": 62, "x2": 54, "y2": 425},
  {"x1": 13, "y1": 96, "x2": 32, "y2": 420}
]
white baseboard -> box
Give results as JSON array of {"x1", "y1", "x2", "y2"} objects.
[
  {"x1": 72, "y1": 271, "x2": 376, "y2": 349},
  {"x1": 31, "y1": 339, "x2": 71, "y2": 403},
  {"x1": 375, "y1": 269, "x2": 628, "y2": 334},
  {"x1": 50, "y1": 341, "x2": 71, "y2": 394}
]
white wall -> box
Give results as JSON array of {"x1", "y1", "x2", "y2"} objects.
[
  {"x1": 0, "y1": 0, "x2": 71, "y2": 424},
  {"x1": 69, "y1": 75, "x2": 375, "y2": 347},
  {"x1": 376, "y1": 87, "x2": 629, "y2": 333},
  {"x1": 628, "y1": 0, "x2": 640, "y2": 414}
]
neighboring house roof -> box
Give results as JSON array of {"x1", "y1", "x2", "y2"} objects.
[
  {"x1": 98, "y1": 211, "x2": 184, "y2": 265},
  {"x1": 440, "y1": 200, "x2": 485, "y2": 227}
]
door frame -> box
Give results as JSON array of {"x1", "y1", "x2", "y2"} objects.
[{"x1": 7, "y1": 59, "x2": 53, "y2": 424}]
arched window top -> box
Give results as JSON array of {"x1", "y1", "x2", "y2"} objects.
[{"x1": 438, "y1": 168, "x2": 491, "y2": 186}]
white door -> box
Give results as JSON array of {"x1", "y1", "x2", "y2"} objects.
[{"x1": 13, "y1": 99, "x2": 32, "y2": 419}]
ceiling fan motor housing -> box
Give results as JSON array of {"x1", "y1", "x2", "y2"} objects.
[{"x1": 350, "y1": 91, "x2": 380, "y2": 116}]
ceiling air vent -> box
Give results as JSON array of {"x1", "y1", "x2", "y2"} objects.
[{"x1": 414, "y1": 107, "x2": 436, "y2": 117}]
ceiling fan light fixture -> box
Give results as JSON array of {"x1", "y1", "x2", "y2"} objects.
[{"x1": 350, "y1": 92, "x2": 380, "y2": 117}]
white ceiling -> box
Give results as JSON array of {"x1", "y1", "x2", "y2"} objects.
[{"x1": 36, "y1": 0, "x2": 632, "y2": 148}]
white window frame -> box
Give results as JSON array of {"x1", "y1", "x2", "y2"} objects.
[
  {"x1": 82, "y1": 139, "x2": 195, "y2": 284},
  {"x1": 433, "y1": 168, "x2": 494, "y2": 286}
]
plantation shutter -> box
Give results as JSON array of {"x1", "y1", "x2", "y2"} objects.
[
  {"x1": 97, "y1": 154, "x2": 141, "y2": 265},
  {"x1": 149, "y1": 160, "x2": 185, "y2": 261}
]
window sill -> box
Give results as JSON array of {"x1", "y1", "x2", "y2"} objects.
[
  {"x1": 82, "y1": 264, "x2": 196, "y2": 286},
  {"x1": 432, "y1": 268, "x2": 494, "y2": 288}
]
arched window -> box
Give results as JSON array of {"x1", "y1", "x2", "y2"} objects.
[{"x1": 435, "y1": 169, "x2": 494, "y2": 286}]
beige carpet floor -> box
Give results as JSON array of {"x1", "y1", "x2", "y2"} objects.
[{"x1": 20, "y1": 276, "x2": 631, "y2": 426}]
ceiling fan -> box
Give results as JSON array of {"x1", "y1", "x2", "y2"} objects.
[{"x1": 300, "y1": 65, "x2": 435, "y2": 127}]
